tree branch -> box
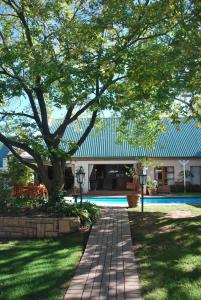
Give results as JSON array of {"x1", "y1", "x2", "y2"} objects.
[
  {"x1": 34, "y1": 84, "x2": 50, "y2": 135},
  {"x1": 68, "y1": 98, "x2": 97, "y2": 124},
  {"x1": 0, "y1": 133, "x2": 38, "y2": 171},
  {"x1": 7, "y1": 146, "x2": 38, "y2": 172},
  {"x1": 18, "y1": 9, "x2": 33, "y2": 47},
  {"x1": 70, "y1": 0, "x2": 84, "y2": 22},
  {"x1": 0, "y1": 132, "x2": 39, "y2": 164},
  {"x1": 0, "y1": 13, "x2": 18, "y2": 17},
  {"x1": 0, "y1": 67, "x2": 42, "y2": 129},
  {"x1": 0, "y1": 112, "x2": 35, "y2": 120},
  {"x1": 68, "y1": 110, "x2": 98, "y2": 156},
  {"x1": 175, "y1": 97, "x2": 193, "y2": 109},
  {"x1": 52, "y1": 106, "x2": 74, "y2": 141}
]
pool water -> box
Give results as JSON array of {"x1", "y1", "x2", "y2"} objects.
[{"x1": 83, "y1": 196, "x2": 201, "y2": 206}]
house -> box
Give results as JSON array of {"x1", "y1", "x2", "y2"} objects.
[
  {"x1": 1, "y1": 118, "x2": 201, "y2": 193},
  {"x1": 51, "y1": 118, "x2": 201, "y2": 193}
]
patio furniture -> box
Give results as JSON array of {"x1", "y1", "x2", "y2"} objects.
[
  {"x1": 13, "y1": 185, "x2": 26, "y2": 197},
  {"x1": 13, "y1": 184, "x2": 48, "y2": 198}
]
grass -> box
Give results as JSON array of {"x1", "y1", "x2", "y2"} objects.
[
  {"x1": 128, "y1": 205, "x2": 201, "y2": 300},
  {"x1": 0, "y1": 232, "x2": 87, "y2": 300},
  {"x1": 155, "y1": 192, "x2": 201, "y2": 197}
]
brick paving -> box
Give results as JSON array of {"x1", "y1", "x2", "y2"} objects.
[{"x1": 64, "y1": 208, "x2": 142, "y2": 300}]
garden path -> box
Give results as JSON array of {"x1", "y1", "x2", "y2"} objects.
[{"x1": 64, "y1": 208, "x2": 142, "y2": 300}]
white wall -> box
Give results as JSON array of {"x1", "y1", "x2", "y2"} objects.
[
  {"x1": 71, "y1": 158, "x2": 201, "y2": 192},
  {"x1": 73, "y1": 160, "x2": 138, "y2": 192},
  {"x1": 146, "y1": 159, "x2": 201, "y2": 183}
]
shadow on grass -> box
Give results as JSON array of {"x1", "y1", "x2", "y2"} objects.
[
  {"x1": 188, "y1": 203, "x2": 201, "y2": 209},
  {"x1": 128, "y1": 210, "x2": 201, "y2": 300},
  {"x1": 0, "y1": 232, "x2": 88, "y2": 300}
]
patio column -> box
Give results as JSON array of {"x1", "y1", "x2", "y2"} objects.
[{"x1": 179, "y1": 160, "x2": 189, "y2": 193}]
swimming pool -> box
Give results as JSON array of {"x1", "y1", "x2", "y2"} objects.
[{"x1": 83, "y1": 196, "x2": 201, "y2": 206}]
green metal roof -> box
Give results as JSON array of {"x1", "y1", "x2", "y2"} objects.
[
  {"x1": 0, "y1": 119, "x2": 200, "y2": 161},
  {"x1": 51, "y1": 118, "x2": 201, "y2": 158},
  {"x1": 0, "y1": 143, "x2": 9, "y2": 168}
]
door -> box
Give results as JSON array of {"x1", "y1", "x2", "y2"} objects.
[{"x1": 154, "y1": 167, "x2": 174, "y2": 186}]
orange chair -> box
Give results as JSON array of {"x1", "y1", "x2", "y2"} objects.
[
  {"x1": 26, "y1": 185, "x2": 40, "y2": 198},
  {"x1": 13, "y1": 185, "x2": 26, "y2": 197}
]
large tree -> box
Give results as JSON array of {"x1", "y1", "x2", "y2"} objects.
[{"x1": 0, "y1": 0, "x2": 200, "y2": 196}]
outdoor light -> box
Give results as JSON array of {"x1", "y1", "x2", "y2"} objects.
[
  {"x1": 139, "y1": 173, "x2": 147, "y2": 186},
  {"x1": 139, "y1": 172, "x2": 147, "y2": 219},
  {"x1": 75, "y1": 166, "x2": 85, "y2": 205}
]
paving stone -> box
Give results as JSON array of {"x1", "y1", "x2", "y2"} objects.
[{"x1": 64, "y1": 208, "x2": 142, "y2": 300}]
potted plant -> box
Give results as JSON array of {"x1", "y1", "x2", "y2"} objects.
[
  {"x1": 147, "y1": 179, "x2": 158, "y2": 195},
  {"x1": 127, "y1": 193, "x2": 141, "y2": 208},
  {"x1": 125, "y1": 166, "x2": 139, "y2": 190}
]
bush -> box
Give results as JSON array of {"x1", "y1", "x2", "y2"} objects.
[
  {"x1": 0, "y1": 171, "x2": 12, "y2": 211},
  {"x1": 7, "y1": 156, "x2": 33, "y2": 186},
  {"x1": 46, "y1": 201, "x2": 100, "y2": 226},
  {"x1": 10, "y1": 195, "x2": 47, "y2": 210}
]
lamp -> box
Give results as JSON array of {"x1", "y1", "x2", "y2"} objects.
[
  {"x1": 75, "y1": 166, "x2": 85, "y2": 205},
  {"x1": 139, "y1": 173, "x2": 147, "y2": 219},
  {"x1": 139, "y1": 173, "x2": 147, "y2": 186}
]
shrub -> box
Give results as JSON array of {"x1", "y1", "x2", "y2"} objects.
[
  {"x1": 46, "y1": 201, "x2": 100, "y2": 226},
  {"x1": 7, "y1": 156, "x2": 33, "y2": 186},
  {"x1": 147, "y1": 178, "x2": 158, "y2": 189},
  {"x1": 11, "y1": 195, "x2": 47, "y2": 210},
  {"x1": 0, "y1": 171, "x2": 12, "y2": 211},
  {"x1": 76, "y1": 202, "x2": 100, "y2": 224}
]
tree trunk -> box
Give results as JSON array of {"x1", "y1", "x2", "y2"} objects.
[
  {"x1": 37, "y1": 158, "x2": 66, "y2": 201},
  {"x1": 49, "y1": 159, "x2": 65, "y2": 197}
]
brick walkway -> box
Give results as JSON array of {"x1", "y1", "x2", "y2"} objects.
[{"x1": 64, "y1": 208, "x2": 142, "y2": 300}]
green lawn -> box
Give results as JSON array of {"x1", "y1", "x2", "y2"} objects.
[
  {"x1": 0, "y1": 232, "x2": 87, "y2": 300},
  {"x1": 128, "y1": 205, "x2": 201, "y2": 300},
  {"x1": 155, "y1": 192, "x2": 201, "y2": 197}
]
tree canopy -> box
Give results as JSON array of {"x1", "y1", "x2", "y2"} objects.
[{"x1": 0, "y1": 0, "x2": 200, "y2": 193}]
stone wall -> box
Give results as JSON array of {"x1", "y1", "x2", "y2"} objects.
[{"x1": 0, "y1": 216, "x2": 80, "y2": 239}]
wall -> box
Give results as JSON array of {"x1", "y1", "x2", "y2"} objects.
[
  {"x1": 74, "y1": 159, "x2": 138, "y2": 192},
  {"x1": 73, "y1": 158, "x2": 201, "y2": 192},
  {"x1": 146, "y1": 159, "x2": 201, "y2": 183},
  {"x1": 0, "y1": 217, "x2": 80, "y2": 239}
]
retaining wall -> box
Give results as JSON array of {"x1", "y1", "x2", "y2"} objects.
[{"x1": 0, "y1": 216, "x2": 80, "y2": 239}]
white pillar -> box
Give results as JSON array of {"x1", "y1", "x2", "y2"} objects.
[
  {"x1": 179, "y1": 160, "x2": 189, "y2": 193},
  {"x1": 143, "y1": 167, "x2": 148, "y2": 193}
]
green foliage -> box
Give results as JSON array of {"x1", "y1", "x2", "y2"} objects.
[
  {"x1": 10, "y1": 195, "x2": 47, "y2": 212},
  {"x1": 77, "y1": 202, "x2": 100, "y2": 224},
  {"x1": 0, "y1": 171, "x2": 12, "y2": 211},
  {"x1": 147, "y1": 178, "x2": 158, "y2": 189},
  {"x1": 0, "y1": 0, "x2": 200, "y2": 192},
  {"x1": 125, "y1": 166, "x2": 137, "y2": 179},
  {"x1": 7, "y1": 156, "x2": 33, "y2": 186},
  {"x1": 47, "y1": 201, "x2": 100, "y2": 226},
  {"x1": 0, "y1": 0, "x2": 199, "y2": 139}
]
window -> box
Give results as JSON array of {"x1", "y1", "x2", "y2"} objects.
[{"x1": 154, "y1": 166, "x2": 174, "y2": 186}]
